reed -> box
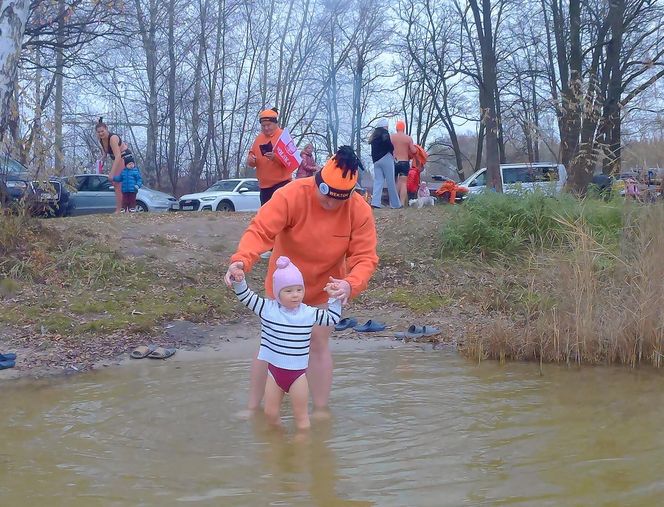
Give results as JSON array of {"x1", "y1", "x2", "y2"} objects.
[{"x1": 460, "y1": 200, "x2": 664, "y2": 367}]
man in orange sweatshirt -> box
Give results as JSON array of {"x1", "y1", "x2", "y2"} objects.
[
  {"x1": 225, "y1": 146, "x2": 379, "y2": 413},
  {"x1": 391, "y1": 120, "x2": 417, "y2": 207},
  {"x1": 247, "y1": 108, "x2": 293, "y2": 205}
]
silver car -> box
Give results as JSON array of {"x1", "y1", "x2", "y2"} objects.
[{"x1": 65, "y1": 174, "x2": 178, "y2": 215}]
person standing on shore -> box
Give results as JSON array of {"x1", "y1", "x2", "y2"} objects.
[
  {"x1": 247, "y1": 108, "x2": 292, "y2": 205},
  {"x1": 391, "y1": 120, "x2": 417, "y2": 207},
  {"x1": 96, "y1": 118, "x2": 133, "y2": 214},
  {"x1": 369, "y1": 119, "x2": 401, "y2": 209},
  {"x1": 296, "y1": 143, "x2": 319, "y2": 179},
  {"x1": 224, "y1": 146, "x2": 379, "y2": 415}
]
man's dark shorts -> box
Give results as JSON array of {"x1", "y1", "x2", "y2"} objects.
[
  {"x1": 394, "y1": 161, "x2": 410, "y2": 178},
  {"x1": 260, "y1": 179, "x2": 291, "y2": 205}
]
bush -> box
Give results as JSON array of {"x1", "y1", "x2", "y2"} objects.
[{"x1": 440, "y1": 191, "x2": 624, "y2": 258}]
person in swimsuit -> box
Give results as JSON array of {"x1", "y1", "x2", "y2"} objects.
[
  {"x1": 96, "y1": 117, "x2": 133, "y2": 214},
  {"x1": 390, "y1": 120, "x2": 417, "y2": 207},
  {"x1": 231, "y1": 256, "x2": 341, "y2": 430}
]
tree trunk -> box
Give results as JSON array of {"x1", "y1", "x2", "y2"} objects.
[
  {"x1": 0, "y1": 1, "x2": 30, "y2": 143},
  {"x1": 189, "y1": 0, "x2": 209, "y2": 192},
  {"x1": 54, "y1": 0, "x2": 66, "y2": 175},
  {"x1": 601, "y1": 0, "x2": 625, "y2": 176},
  {"x1": 167, "y1": 0, "x2": 177, "y2": 192},
  {"x1": 470, "y1": 0, "x2": 502, "y2": 192}
]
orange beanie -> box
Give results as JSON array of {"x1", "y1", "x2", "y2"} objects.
[
  {"x1": 314, "y1": 145, "x2": 360, "y2": 200},
  {"x1": 259, "y1": 108, "x2": 279, "y2": 122},
  {"x1": 396, "y1": 120, "x2": 406, "y2": 132}
]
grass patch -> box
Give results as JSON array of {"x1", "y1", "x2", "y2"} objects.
[{"x1": 440, "y1": 192, "x2": 624, "y2": 258}]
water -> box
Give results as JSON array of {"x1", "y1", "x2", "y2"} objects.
[{"x1": 1, "y1": 348, "x2": 663, "y2": 506}]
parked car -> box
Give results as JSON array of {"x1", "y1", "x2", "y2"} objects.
[
  {"x1": 0, "y1": 153, "x2": 29, "y2": 181},
  {"x1": 0, "y1": 176, "x2": 71, "y2": 216},
  {"x1": 179, "y1": 178, "x2": 260, "y2": 212},
  {"x1": 63, "y1": 174, "x2": 178, "y2": 215},
  {"x1": 30, "y1": 179, "x2": 73, "y2": 216},
  {"x1": 461, "y1": 163, "x2": 567, "y2": 197}
]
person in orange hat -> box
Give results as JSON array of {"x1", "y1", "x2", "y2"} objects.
[
  {"x1": 224, "y1": 145, "x2": 379, "y2": 415},
  {"x1": 247, "y1": 108, "x2": 293, "y2": 205},
  {"x1": 391, "y1": 120, "x2": 417, "y2": 207}
]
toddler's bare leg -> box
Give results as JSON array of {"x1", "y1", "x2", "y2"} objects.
[
  {"x1": 248, "y1": 355, "x2": 269, "y2": 411},
  {"x1": 263, "y1": 374, "x2": 285, "y2": 426},
  {"x1": 289, "y1": 374, "x2": 310, "y2": 431}
]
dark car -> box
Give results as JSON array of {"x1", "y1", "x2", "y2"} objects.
[{"x1": 30, "y1": 179, "x2": 73, "y2": 216}]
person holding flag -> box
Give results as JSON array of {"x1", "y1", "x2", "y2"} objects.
[{"x1": 247, "y1": 108, "x2": 295, "y2": 205}]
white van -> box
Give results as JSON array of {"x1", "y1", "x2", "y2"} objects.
[{"x1": 461, "y1": 162, "x2": 567, "y2": 196}]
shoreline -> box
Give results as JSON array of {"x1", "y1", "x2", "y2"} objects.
[{"x1": 0, "y1": 317, "x2": 451, "y2": 382}]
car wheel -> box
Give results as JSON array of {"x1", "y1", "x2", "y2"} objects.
[
  {"x1": 216, "y1": 200, "x2": 235, "y2": 212},
  {"x1": 135, "y1": 201, "x2": 148, "y2": 212}
]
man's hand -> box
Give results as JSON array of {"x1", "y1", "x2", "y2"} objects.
[
  {"x1": 224, "y1": 261, "x2": 245, "y2": 287},
  {"x1": 324, "y1": 276, "x2": 351, "y2": 305},
  {"x1": 264, "y1": 152, "x2": 275, "y2": 160},
  {"x1": 247, "y1": 153, "x2": 257, "y2": 165}
]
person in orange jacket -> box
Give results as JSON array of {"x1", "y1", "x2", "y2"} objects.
[
  {"x1": 247, "y1": 108, "x2": 293, "y2": 205},
  {"x1": 224, "y1": 145, "x2": 379, "y2": 414}
]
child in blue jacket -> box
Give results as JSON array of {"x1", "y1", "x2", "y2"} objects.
[{"x1": 113, "y1": 152, "x2": 143, "y2": 212}]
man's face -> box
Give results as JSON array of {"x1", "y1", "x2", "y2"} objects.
[
  {"x1": 316, "y1": 191, "x2": 346, "y2": 211},
  {"x1": 260, "y1": 120, "x2": 277, "y2": 137}
]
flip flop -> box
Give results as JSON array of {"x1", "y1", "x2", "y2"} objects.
[
  {"x1": 0, "y1": 359, "x2": 15, "y2": 370},
  {"x1": 0, "y1": 353, "x2": 16, "y2": 361},
  {"x1": 130, "y1": 344, "x2": 157, "y2": 359},
  {"x1": 335, "y1": 318, "x2": 358, "y2": 331},
  {"x1": 353, "y1": 320, "x2": 386, "y2": 332},
  {"x1": 405, "y1": 325, "x2": 441, "y2": 339},
  {"x1": 147, "y1": 347, "x2": 176, "y2": 360}
]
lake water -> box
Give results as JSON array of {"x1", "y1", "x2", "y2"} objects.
[{"x1": 1, "y1": 346, "x2": 663, "y2": 506}]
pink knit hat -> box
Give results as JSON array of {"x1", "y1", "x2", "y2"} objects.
[{"x1": 273, "y1": 256, "x2": 304, "y2": 302}]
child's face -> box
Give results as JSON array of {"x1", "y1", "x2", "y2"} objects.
[
  {"x1": 279, "y1": 285, "x2": 304, "y2": 309},
  {"x1": 126, "y1": 162, "x2": 135, "y2": 169}
]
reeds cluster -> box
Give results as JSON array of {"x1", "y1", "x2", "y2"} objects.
[{"x1": 446, "y1": 193, "x2": 664, "y2": 367}]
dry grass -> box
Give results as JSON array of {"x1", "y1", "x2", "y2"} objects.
[{"x1": 464, "y1": 203, "x2": 664, "y2": 367}]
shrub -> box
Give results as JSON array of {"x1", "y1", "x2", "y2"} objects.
[{"x1": 440, "y1": 191, "x2": 624, "y2": 258}]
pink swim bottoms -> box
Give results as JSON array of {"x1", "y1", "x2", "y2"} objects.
[{"x1": 268, "y1": 363, "x2": 307, "y2": 393}]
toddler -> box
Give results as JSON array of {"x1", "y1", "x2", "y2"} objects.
[
  {"x1": 231, "y1": 256, "x2": 341, "y2": 430},
  {"x1": 113, "y1": 152, "x2": 143, "y2": 212}
]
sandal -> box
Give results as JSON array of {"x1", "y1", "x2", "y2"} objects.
[
  {"x1": 130, "y1": 344, "x2": 157, "y2": 359},
  {"x1": 147, "y1": 347, "x2": 177, "y2": 360},
  {"x1": 353, "y1": 320, "x2": 386, "y2": 332},
  {"x1": 335, "y1": 318, "x2": 358, "y2": 331},
  {"x1": 0, "y1": 359, "x2": 15, "y2": 370}
]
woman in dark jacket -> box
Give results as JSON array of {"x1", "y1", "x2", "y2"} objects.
[{"x1": 369, "y1": 119, "x2": 401, "y2": 208}]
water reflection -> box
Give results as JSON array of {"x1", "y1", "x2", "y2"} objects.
[{"x1": 1, "y1": 349, "x2": 663, "y2": 505}]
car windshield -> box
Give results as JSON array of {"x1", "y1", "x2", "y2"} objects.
[
  {"x1": 0, "y1": 155, "x2": 28, "y2": 177},
  {"x1": 206, "y1": 180, "x2": 239, "y2": 192}
]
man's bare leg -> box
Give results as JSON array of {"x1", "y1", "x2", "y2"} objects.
[{"x1": 307, "y1": 324, "x2": 333, "y2": 411}]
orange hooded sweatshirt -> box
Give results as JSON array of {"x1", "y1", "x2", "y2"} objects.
[
  {"x1": 247, "y1": 128, "x2": 293, "y2": 189},
  {"x1": 230, "y1": 178, "x2": 379, "y2": 305}
]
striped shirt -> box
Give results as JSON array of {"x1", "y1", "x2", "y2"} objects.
[{"x1": 233, "y1": 279, "x2": 342, "y2": 370}]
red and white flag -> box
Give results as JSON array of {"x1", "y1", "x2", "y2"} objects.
[
  {"x1": 273, "y1": 128, "x2": 302, "y2": 173},
  {"x1": 96, "y1": 159, "x2": 104, "y2": 174}
]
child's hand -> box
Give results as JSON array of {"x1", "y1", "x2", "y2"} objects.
[
  {"x1": 224, "y1": 261, "x2": 245, "y2": 286},
  {"x1": 324, "y1": 276, "x2": 351, "y2": 304}
]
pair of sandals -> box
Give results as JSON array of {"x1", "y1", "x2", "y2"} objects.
[
  {"x1": 335, "y1": 318, "x2": 386, "y2": 332},
  {"x1": 130, "y1": 345, "x2": 177, "y2": 360},
  {"x1": 0, "y1": 352, "x2": 16, "y2": 370},
  {"x1": 394, "y1": 325, "x2": 441, "y2": 340}
]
